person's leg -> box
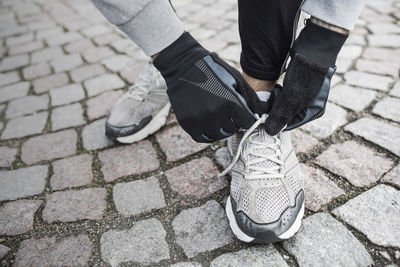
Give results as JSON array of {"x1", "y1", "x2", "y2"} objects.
[
  {"x1": 238, "y1": 0, "x2": 303, "y2": 92},
  {"x1": 302, "y1": 0, "x2": 365, "y2": 31},
  {"x1": 91, "y1": 0, "x2": 184, "y2": 56}
]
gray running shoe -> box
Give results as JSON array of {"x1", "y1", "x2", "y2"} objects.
[
  {"x1": 105, "y1": 62, "x2": 170, "y2": 143},
  {"x1": 220, "y1": 114, "x2": 305, "y2": 243}
]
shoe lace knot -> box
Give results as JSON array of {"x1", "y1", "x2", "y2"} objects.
[{"x1": 219, "y1": 114, "x2": 284, "y2": 180}]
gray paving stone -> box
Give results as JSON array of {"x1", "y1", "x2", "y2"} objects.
[
  {"x1": 1, "y1": 112, "x2": 48, "y2": 140},
  {"x1": 335, "y1": 58, "x2": 353, "y2": 74},
  {"x1": 113, "y1": 176, "x2": 166, "y2": 216},
  {"x1": 390, "y1": 82, "x2": 400, "y2": 98},
  {"x1": 172, "y1": 200, "x2": 233, "y2": 257},
  {"x1": 345, "y1": 118, "x2": 400, "y2": 156},
  {"x1": 101, "y1": 54, "x2": 131, "y2": 72},
  {"x1": 338, "y1": 45, "x2": 363, "y2": 60},
  {"x1": 110, "y1": 39, "x2": 136, "y2": 54},
  {"x1": 6, "y1": 32, "x2": 33, "y2": 46},
  {"x1": 23, "y1": 62, "x2": 51, "y2": 80},
  {"x1": 50, "y1": 83, "x2": 85, "y2": 106},
  {"x1": 70, "y1": 63, "x2": 106, "y2": 83},
  {"x1": 382, "y1": 164, "x2": 400, "y2": 188},
  {"x1": 301, "y1": 164, "x2": 345, "y2": 211},
  {"x1": 51, "y1": 103, "x2": 85, "y2": 130},
  {"x1": 344, "y1": 71, "x2": 393, "y2": 91},
  {"x1": 373, "y1": 96, "x2": 400, "y2": 122},
  {"x1": 368, "y1": 23, "x2": 400, "y2": 34},
  {"x1": 99, "y1": 140, "x2": 159, "y2": 182},
  {"x1": 86, "y1": 90, "x2": 123, "y2": 120},
  {"x1": 0, "y1": 25, "x2": 27, "y2": 38},
  {"x1": 0, "y1": 200, "x2": 42, "y2": 235},
  {"x1": 333, "y1": 185, "x2": 400, "y2": 248},
  {"x1": 51, "y1": 154, "x2": 93, "y2": 190},
  {"x1": 346, "y1": 34, "x2": 366, "y2": 46},
  {"x1": 101, "y1": 218, "x2": 169, "y2": 266},
  {"x1": 171, "y1": 262, "x2": 202, "y2": 267},
  {"x1": 291, "y1": 129, "x2": 319, "y2": 154},
  {"x1": 35, "y1": 27, "x2": 63, "y2": 40},
  {"x1": 0, "y1": 146, "x2": 17, "y2": 167},
  {"x1": 201, "y1": 38, "x2": 228, "y2": 52},
  {"x1": 0, "y1": 81, "x2": 29, "y2": 103},
  {"x1": 14, "y1": 234, "x2": 93, "y2": 267},
  {"x1": 0, "y1": 244, "x2": 9, "y2": 260},
  {"x1": 0, "y1": 54, "x2": 29, "y2": 71},
  {"x1": 81, "y1": 118, "x2": 114, "y2": 150},
  {"x1": 45, "y1": 31, "x2": 83, "y2": 46},
  {"x1": 31, "y1": 46, "x2": 64, "y2": 64},
  {"x1": 329, "y1": 84, "x2": 377, "y2": 112},
  {"x1": 6, "y1": 94, "x2": 48, "y2": 119},
  {"x1": 355, "y1": 59, "x2": 399, "y2": 77},
  {"x1": 64, "y1": 39, "x2": 94, "y2": 53},
  {"x1": 219, "y1": 44, "x2": 241, "y2": 63},
  {"x1": 210, "y1": 246, "x2": 288, "y2": 267},
  {"x1": 283, "y1": 213, "x2": 373, "y2": 266},
  {"x1": 84, "y1": 73, "x2": 125, "y2": 97},
  {"x1": 215, "y1": 146, "x2": 231, "y2": 169},
  {"x1": 301, "y1": 103, "x2": 348, "y2": 138},
  {"x1": 82, "y1": 46, "x2": 114, "y2": 63},
  {"x1": 43, "y1": 188, "x2": 107, "y2": 223},
  {"x1": 368, "y1": 34, "x2": 400, "y2": 48},
  {"x1": 315, "y1": 141, "x2": 393, "y2": 187},
  {"x1": 165, "y1": 157, "x2": 227, "y2": 199},
  {"x1": 93, "y1": 33, "x2": 121, "y2": 46},
  {"x1": 0, "y1": 71, "x2": 19, "y2": 87},
  {"x1": 156, "y1": 125, "x2": 209, "y2": 161},
  {"x1": 81, "y1": 24, "x2": 111, "y2": 38},
  {"x1": 9, "y1": 40, "x2": 44, "y2": 55},
  {"x1": 21, "y1": 129, "x2": 77, "y2": 164},
  {"x1": 33, "y1": 73, "x2": 69, "y2": 93},
  {"x1": 0, "y1": 165, "x2": 47, "y2": 201},
  {"x1": 50, "y1": 53, "x2": 83, "y2": 73}
]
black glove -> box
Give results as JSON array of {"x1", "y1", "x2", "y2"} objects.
[
  {"x1": 265, "y1": 20, "x2": 347, "y2": 135},
  {"x1": 154, "y1": 32, "x2": 265, "y2": 143}
]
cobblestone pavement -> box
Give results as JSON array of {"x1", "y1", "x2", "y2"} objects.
[{"x1": 0, "y1": 0, "x2": 399, "y2": 266}]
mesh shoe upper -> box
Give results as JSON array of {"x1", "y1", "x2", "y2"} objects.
[
  {"x1": 107, "y1": 62, "x2": 169, "y2": 128},
  {"x1": 224, "y1": 115, "x2": 304, "y2": 224}
]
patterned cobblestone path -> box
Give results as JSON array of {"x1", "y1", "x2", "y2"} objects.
[{"x1": 0, "y1": 0, "x2": 399, "y2": 266}]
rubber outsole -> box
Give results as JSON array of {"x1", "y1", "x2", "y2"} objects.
[
  {"x1": 116, "y1": 102, "x2": 171, "y2": 144},
  {"x1": 226, "y1": 196, "x2": 304, "y2": 243}
]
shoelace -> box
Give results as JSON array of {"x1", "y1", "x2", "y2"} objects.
[
  {"x1": 127, "y1": 62, "x2": 158, "y2": 101},
  {"x1": 219, "y1": 114, "x2": 284, "y2": 180}
]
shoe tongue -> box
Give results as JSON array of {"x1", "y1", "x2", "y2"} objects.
[{"x1": 246, "y1": 126, "x2": 279, "y2": 174}]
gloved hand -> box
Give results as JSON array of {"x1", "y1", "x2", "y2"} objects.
[
  {"x1": 265, "y1": 20, "x2": 347, "y2": 135},
  {"x1": 154, "y1": 32, "x2": 265, "y2": 143}
]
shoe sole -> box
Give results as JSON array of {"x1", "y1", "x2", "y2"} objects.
[
  {"x1": 225, "y1": 196, "x2": 304, "y2": 243},
  {"x1": 116, "y1": 102, "x2": 171, "y2": 144}
]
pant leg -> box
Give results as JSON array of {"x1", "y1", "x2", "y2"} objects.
[
  {"x1": 301, "y1": 0, "x2": 366, "y2": 30},
  {"x1": 238, "y1": 0, "x2": 303, "y2": 81},
  {"x1": 91, "y1": 0, "x2": 184, "y2": 56}
]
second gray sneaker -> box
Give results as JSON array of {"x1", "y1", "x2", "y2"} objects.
[
  {"x1": 220, "y1": 114, "x2": 305, "y2": 243},
  {"x1": 105, "y1": 62, "x2": 170, "y2": 143}
]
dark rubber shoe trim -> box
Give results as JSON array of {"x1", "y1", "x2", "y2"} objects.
[
  {"x1": 105, "y1": 116, "x2": 152, "y2": 140},
  {"x1": 231, "y1": 190, "x2": 304, "y2": 243}
]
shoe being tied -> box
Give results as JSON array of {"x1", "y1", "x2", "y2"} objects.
[
  {"x1": 105, "y1": 61, "x2": 170, "y2": 143},
  {"x1": 220, "y1": 114, "x2": 305, "y2": 243}
]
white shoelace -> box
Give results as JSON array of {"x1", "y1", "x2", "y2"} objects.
[
  {"x1": 219, "y1": 114, "x2": 284, "y2": 180},
  {"x1": 127, "y1": 63, "x2": 157, "y2": 101}
]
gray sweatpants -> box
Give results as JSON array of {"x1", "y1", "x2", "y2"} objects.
[{"x1": 91, "y1": 0, "x2": 365, "y2": 56}]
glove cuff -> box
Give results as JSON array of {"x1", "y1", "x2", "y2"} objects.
[
  {"x1": 292, "y1": 20, "x2": 348, "y2": 67},
  {"x1": 153, "y1": 32, "x2": 209, "y2": 78}
]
